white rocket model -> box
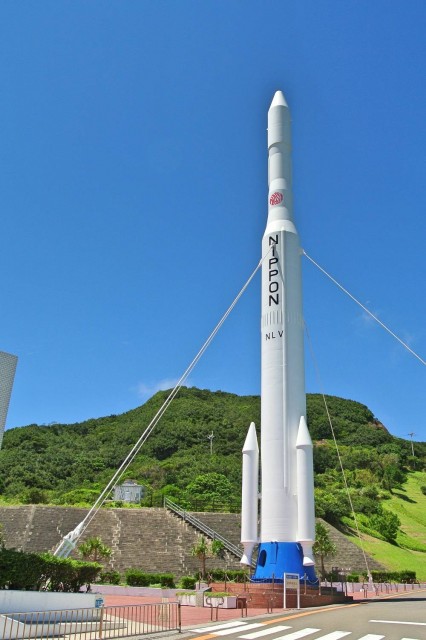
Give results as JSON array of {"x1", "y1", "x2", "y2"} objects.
[
  {"x1": 241, "y1": 91, "x2": 316, "y2": 581},
  {"x1": 240, "y1": 422, "x2": 259, "y2": 566},
  {"x1": 0, "y1": 351, "x2": 18, "y2": 450}
]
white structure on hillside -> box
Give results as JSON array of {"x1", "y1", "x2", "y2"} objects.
[
  {"x1": 0, "y1": 351, "x2": 18, "y2": 450},
  {"x1": 114, "y1": 480, "x2": 143, "y2": 503}
]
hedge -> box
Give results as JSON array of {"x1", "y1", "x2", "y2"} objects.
[
  {"x1": 0, "y1": 549, "x2": 101, "y2": 592},
  {"x1": 99, "y1": 570, "x2": 121, "y2": 585},
  {"x1": 125, "y1": 570, "x2": 175, "y2": 588}
]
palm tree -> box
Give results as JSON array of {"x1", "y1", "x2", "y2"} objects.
[
  {"x1": 78, "y1": 537, "x2": 112, "y2": 565},
  {"x1": 191, "y1": 536, "x2": 226, "y2": 579},
  {"x1": 313, "y1": 522, "x2": 336, "y2": 578},
  {"x1": 191, "y1": 535, "x2": 210, "y2": 579}
]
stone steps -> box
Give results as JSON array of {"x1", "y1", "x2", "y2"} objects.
[{"x1": 0, "y1": 506, "x2": 384, "y2": 579}]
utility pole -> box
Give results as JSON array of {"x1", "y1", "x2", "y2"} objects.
[
  {"x1": 407, "y1": 432, "x2": 415, "y2": 458},
  {"x1": 207, "y1": 432, "x2": 214, "y2": 455}
]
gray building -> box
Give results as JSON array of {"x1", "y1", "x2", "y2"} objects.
[{"x1": 114, "y1": 480, "x2": 144, "y2": 503}]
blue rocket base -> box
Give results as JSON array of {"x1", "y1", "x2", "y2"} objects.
[{"x1": 252, "y1": 542, "x2": 317, "y2": 583}]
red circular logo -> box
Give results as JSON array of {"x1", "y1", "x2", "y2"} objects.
[{"x1": 269, "y1": 192, "x2": 283, "y2": 206}]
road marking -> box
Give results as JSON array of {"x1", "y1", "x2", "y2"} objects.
[
  {"x1": 313, "y1": 633, "x2": 351, "y2": 640},
  {"x1": 357, "y1": 635, "x2": 384, "y2": 640},
  {"x1": 274, "y1": 629, "x2": 320, "y2": 640},
  {"x1": 193, "y1": 622, "x2": 250, "y2": 633},
  {"x1": 215, "y1": 623, "x2": 265, "y2": 636},
  {"x1": 240, "y1": 626, "x2": 292, "y2": 639},
  {"x1": 400, "y1": 637, "x2": 422, "y2": 640},
  {"x1": 370, "y1": 620, "x2": 426, "y2": 626}
]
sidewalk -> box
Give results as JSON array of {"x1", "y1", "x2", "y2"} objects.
[
  {"x1": 103, "y1": 594, "x2": 275, "y2": 628},
  {"x1": 102, "y1": 583, "x2": 426, "y2": 631}
]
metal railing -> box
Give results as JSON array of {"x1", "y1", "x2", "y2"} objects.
[
  {"x1": 0, "y1": 602, "x2": 181, "y2": 640},
  {"x1": 164, "y1": 498, "x2": 254, "y2": 565}
]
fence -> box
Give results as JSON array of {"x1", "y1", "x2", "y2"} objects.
[{"x1": 0, "y1": 602, "x2": 181, "y2": 640}]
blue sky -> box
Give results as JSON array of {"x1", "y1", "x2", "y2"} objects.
[{"x1": 1, "y1": 1, "x2": 425, "y2": 442}]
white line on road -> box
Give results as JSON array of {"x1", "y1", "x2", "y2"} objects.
[
  {"x1": 274, "y1": 629, "x2": 320, "y2": 640},
  {"x1": 192, "y1": 622, "x2": 250, "y2": 633},
  {"x1": 370, "y1": 620, "x2": 426, "y2": 626},
  {"x1": 313, "y1": 632, "x2": 351, "y2": 640},
  {"x1": 357, "y1": 635, "x2": 384, "y2": 640},
  {"x1": 240, "y1": 626, "x2": 292, "y2": 639},
  {"x1": 215, "y1": 623, "x2": 265, "y2": 636}
]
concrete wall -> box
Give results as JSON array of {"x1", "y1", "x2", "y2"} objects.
[{"x1": 0, "y1": 591, "x2": 102, "y2": 614}]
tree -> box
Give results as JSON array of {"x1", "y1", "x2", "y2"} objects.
[
  {"x1": 313, "y1": 521, "x2": 337, "y2": 578},
  {"x1": 314, "y1": 488, "x2": 351, "y2": 523},
  {"x1": 186, "y1": 473, "x2": 233, "y2": 509},
  {"x1": 369, "y1": 509, "x2": 400, "y2": 542},
  {"x1": 191, "y1": 536, "x2": 210, "y2": 579},
  {"x1": 191, "y1": 536, "x2": 225, "y2": 579},
  {"x1": 78, "y1": 537, "x2": 112, "y2": 565}
]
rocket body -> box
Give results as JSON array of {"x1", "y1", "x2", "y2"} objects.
[{"x1": 253, "y1": 91, "x2": 316, "y2": 581}]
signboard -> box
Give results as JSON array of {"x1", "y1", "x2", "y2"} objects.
[
  {"x1": 285, "y1": 577, "x2": 299, "y2": 590},
  {"x1": 283, "y1": 573, "x2": 300, "y2": 610}
]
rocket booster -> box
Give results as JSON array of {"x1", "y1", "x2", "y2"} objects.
[
  {"x1": 240, "y1": 422, "x2": 259, "y2": 566},
  {"x1": 259, "y1": 91, "x2": 315, "y2": 570}
]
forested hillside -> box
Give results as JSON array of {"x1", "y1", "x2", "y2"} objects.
[{"x1": 0, "y1": 388, "x2": 425, "y2": 539}]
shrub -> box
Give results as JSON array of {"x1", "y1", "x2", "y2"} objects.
[
  {"x1": 346, "y1": 573, "x2": 360, "y2": 583},
  {"x1": 325, "y1": 569, "x2": 340, "y2": 582},
  {"x1": 226, "y1": 570, "x2": 247, "y2": 583},
  {"x1": 125, "y1": 569, "x2": 151, "y2": 587},
  {"x1": 369, "y1": 510, "x2": 401, "y2": 542},
  {"x1": 99, "y1": 570, "x2": 121, "y2": 585},
  {"x1": 421, "y1": 486, "x2": 426, "y2": 496},
  {"x1": 398, "y1": 570, "x2": 416, "y2": 583},
  {"x1": 370, "y1": 570, "x2": 416, "y2": 583},
  {"x1": 0, "y1": 549, "x2": 101, "y2": 592},
  {"x1": 180, "y1": 575, "x2": 197, "y2": 589},
  {"x1": 209, "y1": 568, "x2": 226, "y2": 581},
  {"x1": 22, "y1": 488, "x2": 49, "y2": 504},
  {"x1": 124, "y1": 569, "x2": 175, "y2": 588},
  {"x1": 159, "y1": 573, "x2": 175, "y2": 588}
]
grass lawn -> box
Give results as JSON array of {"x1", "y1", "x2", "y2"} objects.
[{"x1": 346, "y1": 471, "x2": 426, "y2": 581}]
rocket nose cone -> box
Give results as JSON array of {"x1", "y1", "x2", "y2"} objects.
[
  {"x1": 242, "y1": 422, "x2": 259, "y2": 452},
  {"x1": 270, "y1": 90, "x2": 288, "y2": 109}
]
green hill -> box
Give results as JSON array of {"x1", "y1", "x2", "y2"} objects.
[{"x1": 0, "y1": 387, "x2": 425, "y2": 577}]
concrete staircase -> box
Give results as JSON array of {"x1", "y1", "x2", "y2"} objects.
[{"x1": 0, "y1": 506, "x2": 384, "y2": 578}]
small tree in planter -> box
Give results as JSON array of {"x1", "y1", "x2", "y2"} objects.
[
  {"x1": 191, "y1": 536, "x2": 225, "y2": 580},
  {"x1": 313, "y1": 522, "x2": 336, "y2": 579},
  {"x1": 191, "y1": 536, "x2": 210, "y2": 580}
]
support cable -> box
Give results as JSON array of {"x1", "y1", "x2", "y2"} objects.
[
  {"x1": 54, "y1": 252, "x2": 269, "y2": 556},
  {"x1": 303, "y1": 250, "x2": 425, "y2": 367},
  {"x1": 302, "y1": 249, "x2": 426, "y2": 582},
  {"x1": 304, "y1": 323, "x2": 372, "y2": 580}
]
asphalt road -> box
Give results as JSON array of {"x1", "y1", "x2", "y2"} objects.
[{"x1": 186, "y1": 591, "x2": 426, "y2": 640}]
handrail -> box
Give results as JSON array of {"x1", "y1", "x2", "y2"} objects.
[{"x1": 164, "y1": 497, "x2": 255, "y2": 567}]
